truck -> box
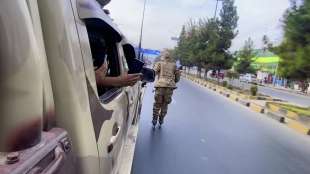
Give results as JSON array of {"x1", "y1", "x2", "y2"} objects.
[{"x1": 0, "y1": 0, "x2": 154, "y2": 173}]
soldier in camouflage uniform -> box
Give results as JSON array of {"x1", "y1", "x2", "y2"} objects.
[{"x1": 152, "y1": 50, "x2": 180, "y2": 127}]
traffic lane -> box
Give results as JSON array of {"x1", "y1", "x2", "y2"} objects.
[
  {"x1": 230, "y1": 79, "x2": 310, "y2": 106},
  {"x1": 258, "y1": 86, "x2": 310, "y2": 106},
  {"x1": 132, "y1": 79, "x2": 310, "y2": 174}
]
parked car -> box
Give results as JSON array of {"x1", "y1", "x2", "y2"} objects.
[{"x1": 210, "y1": 70, "x2": 225, "y2": 79}]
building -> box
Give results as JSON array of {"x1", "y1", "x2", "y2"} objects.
[{"x1": 251, "y1": 50, "x2": 280, "y2": 74}]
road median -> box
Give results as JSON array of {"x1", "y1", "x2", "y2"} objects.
[{"x1": 183, "y1": 74, "x2": 310, "y2": 136}]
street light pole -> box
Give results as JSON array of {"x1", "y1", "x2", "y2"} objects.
[
  {"x1": 138, "y1": 0, "x2": 147, "y2": 60},
  {"x1": 213, "y1": 0, "x2": 220, "y2": 19}
]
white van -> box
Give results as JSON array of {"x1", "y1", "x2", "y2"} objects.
[
  {"x1": 0, "y1": 0, "x2": 153, "y2": 174},
  {"x1": 240, "y1": 73, "x2": 257, "y2": 84}
]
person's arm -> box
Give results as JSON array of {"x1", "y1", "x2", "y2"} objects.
[
  {"x1": 98, "y1": 73, "x2": 142, "y2": 87},
  {"x1": 95, "y1": 61, "x2": 108, "y2": 85},
  {"x1": 153, "y1": 62, "x2": 161, "y2": 75},
  {"x1": 95, "y1": 61, "x2": 141, "y2": 87}
]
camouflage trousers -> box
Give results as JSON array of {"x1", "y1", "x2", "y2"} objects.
[{"x1": 153, "y1": 87, "x2": 174, "y2": 121}]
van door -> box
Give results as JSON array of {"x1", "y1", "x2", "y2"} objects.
[
  {"x1": 94, "y1": 42, "x2": 129, "y2": 173},
  {"x1": 71, "y1": 1, "x2": 130, "y2": 172},
  {"x1": 0, "y1": 1, "x2": 73, "y2": 174},
  {"x1": 37, "y1": 0, "x2": 101, "y2": 173}
]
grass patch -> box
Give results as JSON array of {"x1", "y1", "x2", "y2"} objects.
[{"x1": 269, "y1": 103, "x2": 310, "y2": 117}]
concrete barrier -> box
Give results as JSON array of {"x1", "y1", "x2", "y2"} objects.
[
  {"x1": 239, "y1": 99, "x2": 250, "y2": 107},
  {"x1": 229, "y1": 93, "x2": 239, "y2": 101},
  {"x1": 266, "y1": 111, "x2": 286, "y2": 123},
  {"x1": 250, "y1": 102, "x2": 265, "y2": 114}
]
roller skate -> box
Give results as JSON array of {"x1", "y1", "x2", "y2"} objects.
[
  {"x1": 152, "y1": 116, "x2": 158, "y2": 128},
  {"x1": 158, "y1": 118, "x2": 164, "y2": 129}
]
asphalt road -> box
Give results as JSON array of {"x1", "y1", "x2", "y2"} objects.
[
  {"x1": 229, "y1": 79, "x2": 310, "y2": 107},
  {"x1": 131, "y1": 79, "x2": 310, "y2": 174}
]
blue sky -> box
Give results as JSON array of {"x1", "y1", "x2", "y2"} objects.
[{"x1": 106, "y1": 0, "x2": 290, "y2": 51}]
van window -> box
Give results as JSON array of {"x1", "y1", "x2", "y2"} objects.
[{"x1": 86, "y1": 25, "x2": 121, "y2": 97}]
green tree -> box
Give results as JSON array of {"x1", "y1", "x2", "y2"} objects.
[
  {"x1": 212, "y1": 0, "x2": 239, "y2": 70},
  {"x1": 175, "y1": 0, "x2": 239, "y2": 78},
  {"x1": 176, "y1": 26, "x2": 190, "y2": 66},
  {"x1": 187, "y1": 20, "x2": 202, "y2": 77},
  {"x1": 235, "y1": 38, "x2": 256, "y2": 74},
  {"x1": 276, "y1": 0, "x2": 310, "y2": 81},
  {"x1": 262, "y1": 35, "x2": 274, "y2": 52}
]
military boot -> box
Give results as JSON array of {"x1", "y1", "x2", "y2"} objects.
[
  {"x1": 152, "y1": 116, "x2": 158, "y2": 127},
  {"x1": 158, "y1": 117, "x2": 164, "y2": 127}
]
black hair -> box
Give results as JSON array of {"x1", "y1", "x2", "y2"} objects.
[{"x1": 88, "y1": 30, "x2": 107, "y2": 69}]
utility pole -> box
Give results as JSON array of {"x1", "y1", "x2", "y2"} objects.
[
  {"x1": 213, "y1": 0, "x2": 221, "y2": 19},
  {"x1": 138, "y1": 0, "x2": 147, "y2": 60}
]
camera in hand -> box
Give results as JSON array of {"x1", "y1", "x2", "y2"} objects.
[{"x1": 127, "y1": 58, "x2": 155, "y2": 83}]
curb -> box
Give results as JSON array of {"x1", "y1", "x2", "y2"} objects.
[
  {"x1": 249, "y1": 102, "x2": 265, "y2": 114},
  {"x1": 267, "y1": 103, "x2": 301, "y2": 121},
  {"x1": 286, "y1": 110, "x2": 299, "y2": 120},
  {"x1": 268, "y1": 103, "x2": 281, "y2": 113},
  {"x1": 285, "y1": 118, "x2": 310, "y2": 135},
  {"x1": 229, "y1": 93, "x2": 239, "y2": 101},
  {"x1": 266, "y1": 103, "x2": 310, "y2": 136},
  {"x1": 266, "y1": 111, "x2": 286, "y2": 123},
  {"x1": 238, "y1": 99, "x2": 250, "y2": 107}
]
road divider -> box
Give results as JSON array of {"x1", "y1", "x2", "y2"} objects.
[
  {"x1": 249, "y1": 102, "x2": 265, "y2": 114},
  {"x1": 285, "y1": 118, "x2": 310, "y2": 135},
  {"x1": 183, "y1": 74, "x2": 310, "y2": 136},
  {"x1": 239, "y1": 99, "x2": 250, "y2": 107},
  {"x1": 266, "y1": 111, "x2": 286, "y2": 123}
]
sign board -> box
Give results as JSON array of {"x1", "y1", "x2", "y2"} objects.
[{"x1": 136, "y1": 48, "x2": 161, "y2": 56}]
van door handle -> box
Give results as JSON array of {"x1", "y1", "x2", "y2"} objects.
[
  {"x1": 107, "y1": 124, "x2": 120, "y2": 153},
  {"x1": 129, "y1": 96, "x2": 134, "y2": 105},
  {"x1": 40, "y1": 145, "x2": 65, "y2": 174}
]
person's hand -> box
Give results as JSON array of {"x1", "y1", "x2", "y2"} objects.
[
  {"x1": 118, "y1": 73, "x2": 142, "y2": 87},
  {"x1": 95, "y1": 61, "x2": 108, "y2": 82}
]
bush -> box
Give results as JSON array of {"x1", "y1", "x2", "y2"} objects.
[
  {"x1": 228, "y1": 85, "x2": 233, "y2": 90},
  {"x1": 250, "y1": 85, "x2": 258, "y2": 96},
  {"x1": 222, "y1": 81, "x2": 228, "y2": 87}
]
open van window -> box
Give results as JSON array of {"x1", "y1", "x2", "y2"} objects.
[{"x1": 85, "y1": 19, "x2": 122, "y2": 97}]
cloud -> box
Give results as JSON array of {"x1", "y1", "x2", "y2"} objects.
[
  {"x1": 106, "y1": 0, "x2": 290, "y2": 51},
  {"x1": 232, "y1": 0, "x2": 290, "y2": 50}
]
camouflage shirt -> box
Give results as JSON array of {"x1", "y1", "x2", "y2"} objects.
[{"x1": 154, "y1": 60, "x2": 180, "y2": 88}]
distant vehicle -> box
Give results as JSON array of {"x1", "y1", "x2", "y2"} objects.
[
  {"x1": 211, "y1": 70, "x2": 225, "y2": 79},
  {"x1": 0, "y1": 0, "x2": 154, "y2": 174},
  {"x1": 240, "y1": 74, "x2": 257, "y2": 83}
]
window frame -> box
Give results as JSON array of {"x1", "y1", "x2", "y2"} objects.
[{"x1": 84, "y1": 22, "x2": 124, "y2": 100}]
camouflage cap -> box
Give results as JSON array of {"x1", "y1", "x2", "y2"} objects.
[{"x1": 160, "y1": 49, "x2": 172, "y2": 61}]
